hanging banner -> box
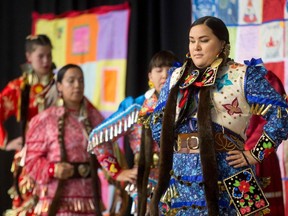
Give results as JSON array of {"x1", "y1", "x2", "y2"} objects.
[
  {"x1": 32, "y1": 4, "x2": 130, "y2": 214},
  {"x1": 33, "y1": 3, "x2": 130, "y2": 117}
]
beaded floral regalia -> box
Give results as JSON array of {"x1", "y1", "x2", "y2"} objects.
[{"x1": 149, "y1": 58, "x2": 288, "y2": 216}]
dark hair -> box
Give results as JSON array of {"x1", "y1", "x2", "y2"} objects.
[
  {"x1": 25, "y1": 34, "x2": 53, "y2": 53},
  {"x1": 56, "y1": 64, "x2": 83, "y2": 83},
  {"x1": 191, "y1": 16, "x2": 230, "y2": 44},
  {"x1": 148, "y1": 50, "x2": 179, "y2": 72}
]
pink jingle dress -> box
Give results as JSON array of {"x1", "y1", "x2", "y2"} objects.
[{"x1": 24, "y1": 100, "x2": 119, "y2": 215}]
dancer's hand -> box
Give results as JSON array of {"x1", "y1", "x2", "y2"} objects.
[
  {"x1": 116, "y1": 167, "x2": 137, "y2": 183},
  {"x1": 226, "y1": 150, "x2": 258, "y2": 168},
  {"x1": 6, "y1": 137, "x2": 23, "y2": 151}
]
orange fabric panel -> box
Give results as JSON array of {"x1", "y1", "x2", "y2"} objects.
[{"x1": 103, "y1": 69, "x2": 117, "y2": 103}]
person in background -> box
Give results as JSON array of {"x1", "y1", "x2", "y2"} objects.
[
  {"x1": 149, "y1": 16, "x2": 288, "y2": 215},
  {"x1": 24, "y1": 64, "x2": 136, "y2": 215},
  {"x1": 1, "y1": 34, "x2": 56, "y2": 215},
  {"x1": 128, "y1": 50, "x2": 179, "y2": 216},
  {"x1": 245, "y1": 70, "x2": 287, "y2": 216},
  {"x1": 88, "y1": 50, "x2": 179, "y2": 215},
  {"x1": 0, "y1": 34, "x2": 55, "y2": 151}
]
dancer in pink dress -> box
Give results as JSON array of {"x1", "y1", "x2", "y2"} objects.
[{"x1": 24, "y1": 64, "x2": 136, "y2": 215}]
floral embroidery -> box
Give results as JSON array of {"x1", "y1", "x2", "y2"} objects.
[
  {"x1": 223, "y1": 168, "x2": 269, "y2": 215},
  {"x1": 222, "y1": 98, "x2": 243, "y2": 115},
  {"x1": 263, "y1": 141, "x2": 274, "y2": 156},
  {"x1": 238, "y1": 180, "x2": 252, "y2": 193},
  {"x1": 215, "y1": 73, "x2": 233, "y2": 91},
  {"x1": 240, "y1": 206, "x2": 251, "y2": 215},
  {"x1": 251, "y1": 133, "x2": 275, "y2": 162}
]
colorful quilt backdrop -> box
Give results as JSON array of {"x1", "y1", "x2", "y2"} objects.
[
  {"x1": 33, "y1": 3, "x2": 130, "y2": 118},
  {"x1": 192, "y1": 0, "x2": 288, "y2": 93}
]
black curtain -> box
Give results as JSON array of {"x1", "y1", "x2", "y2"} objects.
[
  {"x1": 0, "y1": 1, "x2": 34, "y2": 214},
  {"x1": 0, "y1": 0, "x2": 191, "y2": 214},
  {"x1": 127, "y1": 0, "x2": 191, "y2": 97}
]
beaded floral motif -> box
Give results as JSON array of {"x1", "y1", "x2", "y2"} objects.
[
  {"x1": 223, "y1": 168, "x2": 269, "y2": 215},
  {"x1": 150, "y1": 60, "x2": 287, "y2": 216},
  {"x1": 250, "y1": 133, "x2": 275, "y2": 163}
]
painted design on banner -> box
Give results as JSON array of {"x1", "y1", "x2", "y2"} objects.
[{"x1": 33, "y1": 7, "x2": 130, "y2": 116}]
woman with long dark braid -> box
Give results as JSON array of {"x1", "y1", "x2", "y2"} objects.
[
  {"x1": 24, "y1": 64, "x2": 105, "y2": 215},
  {"x1": 149, "y1": 16, "x2": 288, "y2": 215},
  {"x1": 1, "y1": 35, "x2": 56, "y2": 215},
  {"x1": 24, "y1": 64, "x2": 137, "y2": 215}
]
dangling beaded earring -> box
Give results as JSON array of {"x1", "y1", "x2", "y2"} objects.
[
  {"x1": 56, "y1": 92, "x2": 64, "y2": 107},
  {"x1": 211, "y1": 57, "x2": 223, "y2": 69},
  {"x1": 148, "y1": 80, "x2": 154, "y2": 89},
  {"x1": 186, "y1": 52, "x2": 191, "y2": 59},
  {"x1": 211, "y1": 47, "x2": 224, "y2": 69}
]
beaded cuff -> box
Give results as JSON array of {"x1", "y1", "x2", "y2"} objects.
[
  {"x1": 48, "y1": 163, "x2": 55, "y2": 178},
  {"x1": 250, "y1": 132, "x2": 275, "y2": 163},
  {"x1": 99, "y1": 155, "x2": 121, "y2": 179}
]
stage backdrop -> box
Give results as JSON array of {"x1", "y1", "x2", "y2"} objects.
[
  {"x1": 192, "y1": 0, "x2": 288, "y2": 93},
  {"x1": 32, "y1": 3, "x2": 130, "y2": 214},
  {"x1": 32, "y1": 3, "x2": 130, "y2": 118}
]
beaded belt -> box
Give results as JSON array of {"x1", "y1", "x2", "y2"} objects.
[
  {"x1": 70, "y1": 162, "x2": 91, "y2": 178},
  {"x1": 175, "y1": 132, "x2": 244, "y2": 153}
]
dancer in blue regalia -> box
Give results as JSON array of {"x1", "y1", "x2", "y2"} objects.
[{"x1": 148, "y1": 16, "x2": 288, "y2": 216}]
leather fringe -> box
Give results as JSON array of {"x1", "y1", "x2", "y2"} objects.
[
  {"x1": 148, "y1": 84, "x2": 179, "y2": 216},
  {"x1": 198, "y1": 87, "x2": 219, "y2": 216},
  {"x1": 90, "y1": 155, "x2": 103, "y2": 216},
  {"x1": 137, "y1": 126, "x2": 153, "y2": 216}
]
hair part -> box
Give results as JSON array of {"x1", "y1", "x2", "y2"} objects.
[
  {"x1": 56, "y1": 64, "x2": 83, "y2": 83},
  {"x1": 148, "y1": 50, "x2": 179, "y2": 72},
  {"x1": 25, "y1": 34, "x2": 53, "y2": 53},
  {"x1": 191, "y1": 16, "x2": 230, "y2": 44}
]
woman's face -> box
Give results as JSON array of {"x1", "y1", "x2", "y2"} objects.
[
  {"x1": 189, "y1": 24, "x2": 225, "y2": 69},
  {"x1": 57, "y1": 67, "x2": 84, "y2": 109},
  {"x1": 26, "y1": 45, "x2": 52, "y2": 76},
  {"x1": 148, "y1": 66, "x2": 170, "y2": 93}
]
